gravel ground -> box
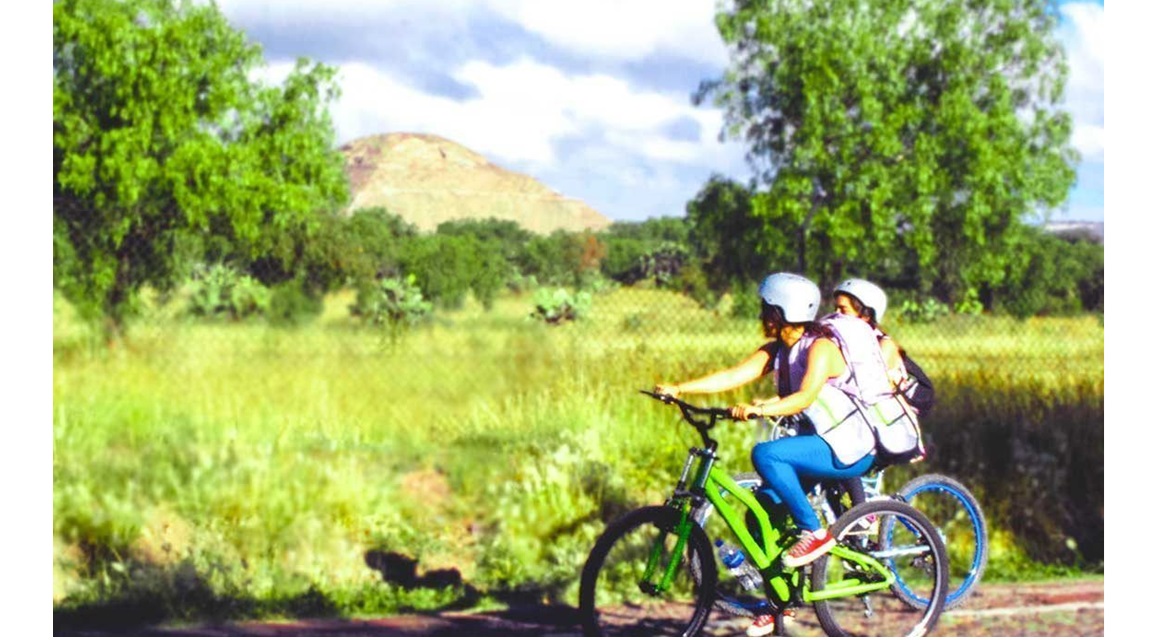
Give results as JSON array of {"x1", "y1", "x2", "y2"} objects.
[{"x1": 139, "y1": 577, "x2": 1103, "y2": 637}]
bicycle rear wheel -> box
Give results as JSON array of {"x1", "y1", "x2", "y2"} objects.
[
  {"x1": 892, "y1": 473, "x2": 988, "y2": 610},
  {"x1": 812, "y1": 499, "x2": 949, "y2": 637},
  {"x1": 580, "y1": 505, "x2": 716, "y2": 636}
]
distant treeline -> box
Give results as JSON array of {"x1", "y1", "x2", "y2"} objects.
[{"x1": 181, "y1": 202, "x2": 1102, "y2": 325}]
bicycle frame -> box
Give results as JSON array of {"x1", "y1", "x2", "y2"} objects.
[
  {"x1": 586, "y1": 392, "x2": 951, "y2": 637},
  {"x1": 658, "y1": 438, "x2": 899, "y2": 609}
]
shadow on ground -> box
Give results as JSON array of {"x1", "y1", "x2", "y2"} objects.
[{"x1": 53, "y1": 548, "x2": 579, "y2": 637}]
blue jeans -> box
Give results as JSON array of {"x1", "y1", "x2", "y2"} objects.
[{"x1": 751, "y1": 435, "x2": 875, "y2": 532}]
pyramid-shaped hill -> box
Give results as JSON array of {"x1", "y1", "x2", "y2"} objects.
[{"x1": 340, "y1": 133, "x2": 613, "y2": 235}]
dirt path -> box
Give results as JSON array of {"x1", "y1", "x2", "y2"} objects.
[
  {"x1": 931, "y1": 579, "x2": 1104, "y2": 637},
  {"x1": 145, "y1": 578, "x2": 1103, "y2": 637}
]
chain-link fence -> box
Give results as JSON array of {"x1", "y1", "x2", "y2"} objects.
[{"x1": 52, "y1": 226, "x2": 1104, "y2": 624}]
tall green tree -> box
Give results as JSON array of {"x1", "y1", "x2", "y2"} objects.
[
  {"x1": 696, "y1": 0, "x2": 1077, "y2": 299},
  {"x1": 54, "y1": 0, "x2": 348, "y2": 339},
  {"x1": 519, "y1": 230, "x2": 604, "y2": 288},
  {"x1": 604, "y1": 217, "x2": 691, "y2": 245},
  {"x1": 436, "y1": 218, "x2": 534, "y2": 264},
  {"x1": 989, "y1": 226, "x2": 1103, "y2": 317},
  {"x1": 686, "y1": 176, "x2": 773, "y2": 290},
  {"x1": 400, "y1": 234, "x2": 508, "y2": 310}
]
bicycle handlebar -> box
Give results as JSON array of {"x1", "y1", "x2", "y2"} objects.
[
  {"x1": 640, "y1": 389, "x2": 734, "y2": 449},
  {"x1": 641, "y1": 389, "x2": 733, "y2": 419},
  {"x1": 641, "y1": 389, "x2": 797, "y2": 449}
]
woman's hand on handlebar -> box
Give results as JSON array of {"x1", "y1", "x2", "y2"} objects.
[
  {"x1": 652, "y1": 383, "x2": 680, "y2": 398},
  {"x1": 729, "y1": 402, "x2": 766, "y2": 421}
]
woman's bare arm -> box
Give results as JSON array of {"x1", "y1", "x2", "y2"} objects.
[
  {"x1": 655, "y1": 347, "x2": 771, "y2": 397},
  {"x1": 732, "y1": 338, "x2": 846, "y2": 419},
  {"x1": 880, "y1": 336, "x2": 902, "y2": 371}
]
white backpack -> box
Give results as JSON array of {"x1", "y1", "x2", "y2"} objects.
[{"x1": 820, "y1": 314, "x2": 925, "y2": 464}]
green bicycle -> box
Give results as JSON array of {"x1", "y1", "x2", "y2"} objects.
[
  {"x1": 578, "y1": 391, "x2": 949, "y2": 636},
  {"x1": 699, "y1": 415, "x2": 987, "y2": 616}
]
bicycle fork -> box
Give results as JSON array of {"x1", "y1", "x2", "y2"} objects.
[
  {"x1": 640, "y1": 446, "x2": 714, "y2": 594},
  {"x1": 639, "y1": 509, "x2": 696, "y2": 594}
]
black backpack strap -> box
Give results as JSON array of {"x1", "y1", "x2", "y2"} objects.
[
  {"x1": 775, "y1": 342, "x2": 793, "y2": 396},
  {"x1": 899, "y1": 351, "x2": 936, "y2": 417}
]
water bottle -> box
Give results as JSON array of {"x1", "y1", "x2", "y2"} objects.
[{"x1": 715, "y1": 539, "x2": 763, "y2": 591}]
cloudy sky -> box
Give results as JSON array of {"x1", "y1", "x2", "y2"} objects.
[{"x1": 211, "y1": 0, "x2": 1104, "y2": 225}]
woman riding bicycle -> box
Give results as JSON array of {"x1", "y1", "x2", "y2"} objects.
[
  {"x1": 655, "y1": 272, "x2": 895, "y2": 635},
  {"x1": 832, "y1": 278, "x2": 903, "y2": 379},
  {"x1": 830, "y1": 278, "x2": 908, "y2": 508}
]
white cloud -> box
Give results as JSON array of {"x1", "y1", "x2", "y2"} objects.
[
  {"x1": 325, "y1": 55, "x2": 732, "y2": 171},
  {"x1": 481, "y1": 0, "x2": 728, "y2": 65},
  {"x1": 1060, "y1": 2, "x2": 1104, "y2": 161},
  {"x1": 1072, "y1": 123, "x2": 1105, "y2": 161},
  {"x1": 214, "y1": 0, "x2": 728, "y2": 65},
  {"x1": 214, "y1": 0, "x2": 476, "y2": 21}
]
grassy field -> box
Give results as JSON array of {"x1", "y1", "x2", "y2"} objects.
[{"x1": 52, "y1": 285, "x2": 1104, "y2": 626}]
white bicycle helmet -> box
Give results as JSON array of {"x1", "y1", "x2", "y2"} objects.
[
  {"x1": 758, "y1": 273, "x2": 821, "y2": 323},
  {"x1": 834, "y1": 278, "x2": 888, "y2": 323}
]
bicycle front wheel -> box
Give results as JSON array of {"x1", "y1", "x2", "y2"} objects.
[
  {"x1": 812, "y1": 499, "x2": 949, "y2": 637},
  {"x1": 579, "y1": 505, "x2": 716, "y2": 636},
  {"x1": 892, "y1": 473, "x2": 988, "y2": 610}
]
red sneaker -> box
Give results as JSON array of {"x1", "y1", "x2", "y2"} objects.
[
  {"x1": 746, "y1": 610, "x2": 795, "y2": 637},
  {"x1": 746, "y1": 614, "x2": 774, "y2": 637},
  {"x1": 782, "y1": 529, "x2": 836, "y2": 567}
]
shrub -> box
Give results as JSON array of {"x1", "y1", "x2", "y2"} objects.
[
  {"x1": 530, "y1": 288, "x2": 591, "y2": 324},
  {"x1": 266, "y1": 279, "x2": 323, "y2": 326},
  {"x1": 402, "y1": 235, "x2": 505, "y2": 310},
  {"x1": 896, "y1": 297, "x2": 949, "y2": 324},
  {"x1": 638, "y1": 242, "x2": 690, "y2": 286},
  {"x1": 729, "y1": 280, "x2": 762, "y2": 319},
  {"x1": 954, "y1": 288, "x2": 984, "y2": 316},
  {"x1": 230, "y1": 275, "x2": 272, "y2": 319},
  {"x1": 674, "y1": 262, "x2": 718, "y2": 310},
  {"x1": 186, "y1": 264, "x2": 270, "y2": 320},
  {"x1": 351, "y1": 275, "x2": 434, "y2": 332},
  {"x1": 507, "y1": 271, "x2": 539, "y2": 295}
]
